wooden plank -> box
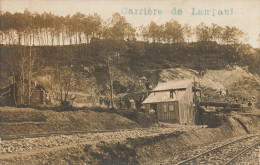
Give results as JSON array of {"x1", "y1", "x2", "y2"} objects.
[
  {"x1": 158, "y1": 103, "x2": 162, "y2": 121},
  {"x1": 199, "y1": 101, "x2": 240, "y2": 108},
  {"x1": 165, "y1": 103, "x2": 167, "y2": 121},
  {"x1": 170, "y1": 111, "x2": 173, "y2": 121},
  {"x1": 167, "y1": 103, "x2": 169, "y2": 121},
  {"x1": 165, "y1": 103, "x2": 168, "y2": 121}
]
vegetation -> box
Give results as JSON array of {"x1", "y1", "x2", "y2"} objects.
[
  {"x1": 0, "y1": 10, "x2": 249, "y2": 45},
  {"x1": 0, "y1": 10, "x2": 259, "y2": 108}
]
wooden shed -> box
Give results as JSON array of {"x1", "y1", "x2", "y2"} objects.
[
  {"x1": 0, "y1": 80, "x2": 49, "y2": 106},
  {"x1": 142, "y1": 79, "x2": 195, "y2": 125}
]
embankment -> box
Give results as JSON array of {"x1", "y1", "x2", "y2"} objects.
[
  {"x1": 1, "y1": 113, "x2": 259, "y2": 164},
  {"x1": 0, "y1": 107, "x2": 140, "y2": 136},
  {"x1": 78, "y1": 114, "x2": 260, "y2": 164}
]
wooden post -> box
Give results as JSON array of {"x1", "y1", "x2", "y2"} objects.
[
  {"x1": 107, "y1": 61, "x2": 114, "y2": 109},
  {"x1": 28, "y1": 46, "x2": 32, "y2": 105},
  {"x1": 194, "y1": 77, "x2": 197, "y2": 104}
]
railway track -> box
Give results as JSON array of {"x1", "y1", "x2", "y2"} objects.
[
  {"x1": 0, "y1": 126, "x2": 188, "y2": 141},
  {"x1": 223, "y1": 141, "x2": 260, "y2": 165},
  {"x1": 176, "y1": 134, "x2": 260, "y2": 165},
  {"x1": 0, "y1": 128, "x2": 144, "y2": 141}
]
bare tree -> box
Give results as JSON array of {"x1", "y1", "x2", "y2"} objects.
[
  {"x1": 106, "y1": 60, "x2": 114, "y2": 109},
  {"x1": 50, "y1": 64, "x2": 83, "y2": 108},
  {"x1": 5, "y1": 46, "x2": 42, "y2": 106}
]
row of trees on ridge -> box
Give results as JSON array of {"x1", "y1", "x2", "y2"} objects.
[{"x1": 0, "y1": 10, "x2": 248, "y2": 46}]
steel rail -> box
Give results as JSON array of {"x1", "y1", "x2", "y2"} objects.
[
  {"x1": 0, "y1": 128, "x2": 147, "y2": 141},
  {"x1": 176, "y1": 134, "x2": 260, "y2": 165},
  {"x1": 223, "y1": 141, "x2": 260, "y2": 165}
]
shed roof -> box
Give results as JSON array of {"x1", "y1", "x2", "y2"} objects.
[
  {"x1": 153, "y1": 79, "x2": 192, "y2": 91},
  {"x1": 142, "y1": 79, "x2": 193, "y2": 104}
]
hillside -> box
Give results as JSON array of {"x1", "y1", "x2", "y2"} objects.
[
  {"x1": 0, "y1": 42, "x2": 259, "y2": 108},
  {"x1": 157, "y1": 66, "x2": 260, "y2": 107}
]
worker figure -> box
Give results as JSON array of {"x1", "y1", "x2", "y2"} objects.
[
  {"x1": 136, "y1": 97, "x2": 143, "y2": 110},
  {"x1": 220, "y1": 89, "x2": 223, "y2": 95},
  {"x1": 129, "y1": 99, "x2": 136, "y2": 111},
  {"x1": 125, "y1": 98, "x2": 131, "y2": 109},
  {"x1": 105, "y1": 98, "x2": 110, "y2": 109},
  {"x1": 248, "y1": 101, "x2": 252, "y2": 107},
  {"x1": 199, "y1": 70, "x2": 202, "y2": 76},
  {"x1": 145, "y1": 81, "x2": 150, "y2": 90},
  {"x1": 201, "y1": 70, "x2": 205, "y2": 76},
  {"x1": 242, "y1": 97, "x2": 247, "y2": 104},
  {"x1": 99, "y1": 97, "x2": 104, "y2": 106},
  {"x1": 226, "y1": 89, "x2": 229, "y2": 96},
  {"x1": 119, "y1": 98, "x2": 123, "y2": 109},
  {"x1": 170, "y1": 89, "x2": 174, "y2": 99},
  {"x1": 149, "y1": 108, "x2": 156, "y2": 122}
]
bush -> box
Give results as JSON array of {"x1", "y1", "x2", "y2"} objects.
[{"x1": 58, "y1": 100, "x2": 74, "y2": 111}]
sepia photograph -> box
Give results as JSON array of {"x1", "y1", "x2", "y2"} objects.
[{"x1": 0, "y1": 0, "x2": 260, "y2": 164}]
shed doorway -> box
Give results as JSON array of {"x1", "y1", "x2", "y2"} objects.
[{"x1": 150, "y1": 103, "x2": 158, "y2": 119}]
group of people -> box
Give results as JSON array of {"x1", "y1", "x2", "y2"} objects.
[
  {"x1": 99, "y1": 97, "x2": 111, "y2": 108},
  {"x1": 120, "y1": 97, "x2": 144, "y2": 110},
  {"x1": 233, "y1": 97, "x2": 255, "y2": 108},
  {"x1": 220, "y1": 88, "x2": 255, "y2": 107},
  {"x1": 242, "y1": 97, "x2": 254, "y2": 107}
]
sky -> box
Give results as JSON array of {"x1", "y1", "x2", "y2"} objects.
[{"x1": 1, "y1": 0, "x2": 260, "y2": 47}]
